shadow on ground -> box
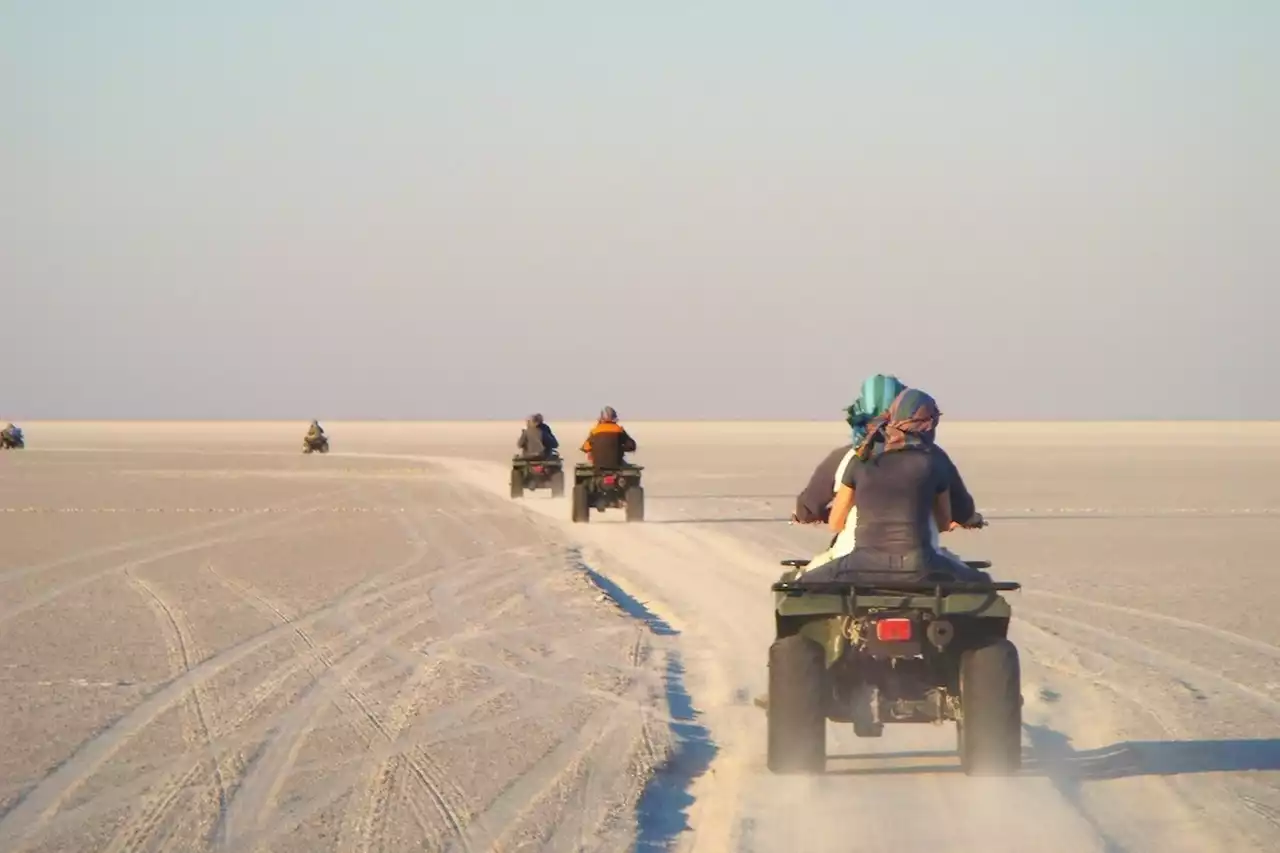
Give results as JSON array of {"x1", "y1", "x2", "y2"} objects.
[
  {"x1": 645, "y1": 516, "x2": 792, "y2": 525},
  {"x1": 823, "y1": 727, "x2": 1280, "y2": 782},
  {"x1": 565, "y1": 546, "x2": 718, "y2": 851}
]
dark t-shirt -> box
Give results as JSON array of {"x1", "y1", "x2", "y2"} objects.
[
  {"x1": 841, "y1": 447, "x2": 949, "y2": 554},
  {"x1": 796, "y1": 442, "x2": 976, "y2": 526},
  {"x1": 794, "y1": 444, "x2": 854, "y2": 523}
]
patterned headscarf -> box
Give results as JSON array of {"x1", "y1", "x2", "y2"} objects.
[
  {"x1": 844, "y1": 374, "x2": 906, "y2": 443},
  {"x1": 854, "y1": 387, "x2": 942, "y2": 461}
]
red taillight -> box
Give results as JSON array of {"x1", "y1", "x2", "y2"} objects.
[
  {"x1": 532, "y1": 466, "x2": 544, "y2": 474},
  {"x1": 875, "y1": 618, "x2": 913, "y2": 642},
  {"x1": 603, "y1": 475, "x2": 616, "y2": 485}
]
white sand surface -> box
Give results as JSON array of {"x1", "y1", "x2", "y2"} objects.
[{"x1": 2, "y1": 420, "x2": 1279, "y2": 852}]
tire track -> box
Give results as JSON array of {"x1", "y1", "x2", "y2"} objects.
[
  {"x1": 1018, "y1": 608, "x2": 1280, "y2": 713},
  {"x1": 220, "y1": 493, "x2": 519, "y2": 851},
  {"x1": 0, "y1": 506, "x2": 327, "y2": 628},
  {"x1": 0, "y1": 486, "x2": 353, "y2": 584},
  {"x1": 96, "y1": 485, "x2": 398, "y2": 853},
  {"x1": 0, "y1": 539, "x2": 535, "y2": 851},
  {"x1": 444, "y1": 682, "x2": 650, "y2": 853},
  {"x1": 1021, "y1": 589, "x2": 1280, "y2": 660},
  {"x1": 108, "y1": 569, "x2": 230, "y2": 853}
]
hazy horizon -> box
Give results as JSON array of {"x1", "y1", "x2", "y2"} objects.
[{"x1": 3, "y1": 3, "x2": 1275, "y2": 421}]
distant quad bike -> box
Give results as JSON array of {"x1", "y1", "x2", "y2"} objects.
[
  {"x1": 767, "y1": 559, "x2": 1022, "y2": 777},
  {"x1": 510, "y1": 454, "x2": 565, "y2": 498},
  {"x1": 571, "y1": 464, "x2": 644, "y2": 523},
  {"x1": 301, "y1": 433, "x2": 329, "y2": 454},
  {"x1": 0, "y1": 431, "x2": 23, "y2": 450}
]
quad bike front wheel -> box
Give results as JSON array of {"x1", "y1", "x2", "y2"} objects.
[
  {"x1": 958, "y1": 639, "x2": 1023, "y2": 776},
  {"x1": 766, "y1": 635, "x2": 827, "y2": 774}
]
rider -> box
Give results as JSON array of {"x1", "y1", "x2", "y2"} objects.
[
  {"x1": 804, "y1": 387, "x2": 990, "y2": 584},
  {"x1": 1, "y1": 423, "x2": 21, "y2": 443},
  {"x1": 794, "y1": 373, "x2": 906, "y2": 525},
  {"x1": 795, "y1": 375, "x2": 983, "y2": 571},
  {"x1": 580, "y1": 406, "x2": 636, "y2": 469},
  {"x1": 516, "y1": 413, "x2": 560, "y2": 459}
]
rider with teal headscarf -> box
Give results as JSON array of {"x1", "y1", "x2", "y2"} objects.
[
  {"x1": 806, "y1": 387, "x2": 991, "y2": 583},
  {"x1": 793, "y1": 374, "x2": 906, "y2": 524},
  {"x1": 792, "y1": 374, "x2": 980, "y2": 528}
]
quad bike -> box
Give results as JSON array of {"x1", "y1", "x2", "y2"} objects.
[
  {"x1": 302, "y1": 433, "x2": 329, "y2": 454},
  {"x1": 510, "y1": 453, "x2": 565, "y2": 498},
  {"x1": 766, "y1": 556, "x2": 1022, "y2": 777},
  {"x1": 571, "y1": 464, "x2": 644, "y2": 523},
  {"x1": 0, "y1": 430, "x2": 23, "y2": 450}
]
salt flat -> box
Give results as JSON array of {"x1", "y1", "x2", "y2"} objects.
[{"x1": 1, "y1": 420, "x2": 1279, "y2": 852}]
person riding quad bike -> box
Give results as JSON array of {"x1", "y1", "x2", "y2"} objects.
[
  {"x1": 306, "y1": 420, "x2": 325, "y2": 440},
  {"x1": 516, "y1": 413, "x2": 560, "y2": 460},
  {"x1": 806, "y1": 387, "x2": 990, "y2": 585},
  {"x1": 580, "y1": 406, "x2": 636, "y2": 468},
  {"x1": 1, "y1": 423, "x2": 23, "y2": 448},
  {"x1": 794, "y1": 375, "x2": 983, "y2": 573}
]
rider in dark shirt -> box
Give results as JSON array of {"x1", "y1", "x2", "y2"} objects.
[{"x1": 805, "y1": 388, "x2": 989, "y2": 583}]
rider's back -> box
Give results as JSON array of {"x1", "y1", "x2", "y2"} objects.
[
  {"x1": 584, "y1": 422, "x2": 633, "y2": 469},
  {"x1": 846, "y1": 447, "x2": 948, "y2": 555}
]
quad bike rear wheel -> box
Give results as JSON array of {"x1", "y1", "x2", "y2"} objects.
[
  {"x1": 766, "y1": 635, "x2": 827, "y2": 774},
  {"x1": 571, "y1": 484, "x2": 590, "y2": 523},
  {"x1": 549, "y1": 470, "x2": 565, "y2": 498},
  {"x1": 958, "y1": 639, "x2": 1023, "y2": 776},
  {"x1": 624, "y1": 485, "x2": 645, "y2": 522},
  {"x1": 510, "y1": 467, "x2": 524, "y2": 499}
]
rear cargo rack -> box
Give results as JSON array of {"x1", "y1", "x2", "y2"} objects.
[{"x1": 772, "y1": 579, "x2": 1021, "y2": 595}]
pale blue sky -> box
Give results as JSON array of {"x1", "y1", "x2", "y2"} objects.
[{"x1": 2, "y1": 2, "x2": 1276, "y2": 419}]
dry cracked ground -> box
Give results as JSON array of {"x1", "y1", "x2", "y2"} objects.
[{"x1": 1, "y1": 420, "x2": 1279, "y2": 853}]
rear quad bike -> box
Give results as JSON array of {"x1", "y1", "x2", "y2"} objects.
[
  {"x1": 766, "y1": 559, "x2": 1022, "y2": 777},
  {"x1": 302, "y1": 434, "x2": 329, "y2": 454},
  {"x1": 510, "y1": 454, "x2": 565, "y2": 498},
  {"x1": 571, "y1": 464, "x2": 644, "y2": 523},
  {"x1": 0, "y1": 433, "x2": 23, "y2": 450}
]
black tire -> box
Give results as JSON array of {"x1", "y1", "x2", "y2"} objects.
[
  {"x1": 549, "y1": 470, "x2": 565, "y2": 498},
  {"x1": 510, "y1": 467, "x2": 524, "y2": 499},
  {"x1": 767, "y1": 635, "x2": 827, "y2": 774},
  {"x1": 625, "y1": 485, "x2": 645, "y2": 522},
  {"x1": 958, "y1": 639, "x2": 1023, "y2": 776},
  {"x1": 318, "y1": 442, "x2": 329, "y2": 454},
  {"x1": 571, "y1": 484, "x2": 590, "y2": 523}
]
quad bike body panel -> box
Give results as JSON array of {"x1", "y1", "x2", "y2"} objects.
[
  {"x1": 571, "y1": 463, "x2": 644, "y2": 522},
  {"x1": 510, "y1": 455, "x2": 565, "y2": 498},
  {"x1": 767, "y1": 559, "x2": 1022, "y2": 777},
  {"x1": 302, "y1": 434, "x2": 329, "y2": 454}
]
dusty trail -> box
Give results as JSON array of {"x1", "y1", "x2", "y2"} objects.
[{"x1": 437, "y1": 436, "x2": 1280, "y2": 853}]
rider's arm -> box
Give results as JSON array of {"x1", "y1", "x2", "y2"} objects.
[
  {"x1": 828, "y1": 484, "x2": 856, "y2": 533},
  {"x1": 934, "y1": 445, "x2": 976, "y2": 525},
  {"x1": 620, "y1": 429, "x2": 637, "y2": 453},
  {"x1": 517, "y1": 430, "x2": 528, "y2": 450},
  {"x1": 795, "y1": 445, "x2": 848, "y2": 523}
]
